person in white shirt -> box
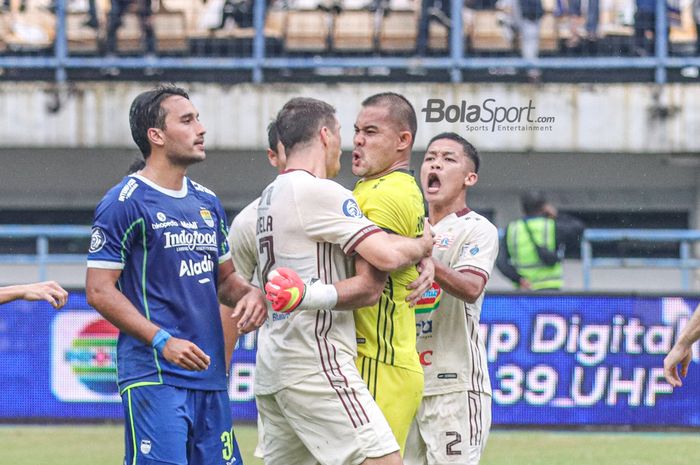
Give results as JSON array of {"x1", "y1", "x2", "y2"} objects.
[
  {"x1": 404, "y1": 132, "x2": 499, "y2": 465},
  {"x1": 255, "y1": 97, "x2": 433, "y2": 465}
]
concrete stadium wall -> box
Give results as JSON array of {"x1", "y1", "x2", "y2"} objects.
[
  {"x1": 0, "y1": 81, "x2": 698, "y2": 291},
  {"x1": 1, "y1": 82, "x2": 700, "y2": 153}
]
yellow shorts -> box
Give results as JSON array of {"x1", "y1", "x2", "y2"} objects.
[{"x1": 356, "y1": 355, "x2": 424, "y2": 454}]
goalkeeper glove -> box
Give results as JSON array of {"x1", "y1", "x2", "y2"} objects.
[{"x1": 265, "y1": 267, "x2": 337, "y2": 313}]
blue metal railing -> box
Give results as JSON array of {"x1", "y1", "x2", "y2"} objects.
[
  {"x1": 0, "y1": 0, "x2": 695, "y2": 84},
  {"x1": 581, "y1": 229, "x2": 700, "y2": 291},
  {"x1": 0, "y1": 225, "x2": 91, "y2": 281},
  {"x1": 2, "y1": 225, "x2": 700, "y2": 289}
]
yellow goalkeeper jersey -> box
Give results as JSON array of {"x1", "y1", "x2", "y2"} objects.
[{"x1": 352, "y1": 170, "x2": 425, "y2": 374}]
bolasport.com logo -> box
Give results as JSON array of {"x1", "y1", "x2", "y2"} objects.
[{"x1": 421, "y1": 98, "x2": 555, "y2": 132}]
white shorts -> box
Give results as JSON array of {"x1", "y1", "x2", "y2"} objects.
[
  {"x1": 256, "y1": 362, "x2": 400, "y2": 465},
  {"x1": 404, "y1": 391, "x2": 492, "y2": 465},
  {"x1": 254, "y1": 414, "x2": 265, "y2": 459}
]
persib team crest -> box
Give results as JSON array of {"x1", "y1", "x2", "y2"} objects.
[
  {"x1": 200, "y1": 208, "x2": 214, "y2": 227},
  {"x1": 414, "y1": 282, "x2": 442, "y2": 314}
]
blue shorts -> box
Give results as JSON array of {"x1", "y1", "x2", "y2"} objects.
[{"x1": 122, "y1": 384, "x2": 243, "y2": 465}]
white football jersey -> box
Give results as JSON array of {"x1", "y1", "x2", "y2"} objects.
[
  {"x1": 229, "y1": 197, "x2": 260, "y2": 282},
  {"x1": 254, "y1": 170, "x2": 380, "y2": 395},
  {"x1": 415, "y1": 208, "x2": 498, "y2": 396}
]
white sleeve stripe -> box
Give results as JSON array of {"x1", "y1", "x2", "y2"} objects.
[
  {"x1": 87, "y1": 260, "x2": 124, "y2": 270},
  {"x1": 218, "y1": 251, "x2": 232, "y2": 264}
]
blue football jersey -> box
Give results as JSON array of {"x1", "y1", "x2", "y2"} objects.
[{"x1": 87, "y1": 174, "x2": 231, "y2": 392}]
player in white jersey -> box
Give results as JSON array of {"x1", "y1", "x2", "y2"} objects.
[
  {"x1": 404, "y1": 133, "x2": 498, "y2": 465},
  {"x1": 224, "y1": 121, "x2": 287, "y2": 459},
  {"x1": 255, "y1": 97, "x2": 433, "y2": 465}
]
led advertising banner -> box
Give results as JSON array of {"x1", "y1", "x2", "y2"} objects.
[{"x1": 1, "y1": 293, "x2": 699, "y2": 426}]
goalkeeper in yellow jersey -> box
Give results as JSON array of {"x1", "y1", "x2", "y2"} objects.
[{"x1": 351, "y1": 92, "x2": 434, "y2": 453}]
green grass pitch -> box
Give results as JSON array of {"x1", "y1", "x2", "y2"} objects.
[{"x1": 1, "y1": 424, "x2": 699, "y2": 465}]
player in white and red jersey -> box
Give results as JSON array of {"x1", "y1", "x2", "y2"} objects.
[
  {"x1": 255, "y1": 97, "x2": 433, "y2": 465},
  {"x1": 224, "y1": 120, "x2": 287, "y2": 459},
  {"x1": 404, "y1": 132, "x2": 498, "y2": 465}
]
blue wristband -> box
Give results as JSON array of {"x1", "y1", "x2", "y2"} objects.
[{"x1": 151, "y1": 329, "x2": 171, "y2": 354}]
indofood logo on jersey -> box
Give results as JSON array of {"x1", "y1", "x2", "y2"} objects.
[
  {"x1": 52, "y1": 312, "x2": 120, "y2": 401},
  {"x1": 164, "y1": 230, "x2": 217, "y2": 252},
  {"x1": 415, "y1": 282, "x2": 442, "y2": 315}
]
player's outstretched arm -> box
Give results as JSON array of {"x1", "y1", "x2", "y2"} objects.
[
  {"x1": 86, "y1": 268, "x2": 211, "y2": 371},
  {"x1": 0, "y1": 281, "x2": 69, "y2": 308},
  {"x1": 355, "y1": 219, "x2": 433, "y2": 272},
  {"x1": 218, "y1": 260, "x2": 267, "y2": 334},
  {"x1": 664, "y1": 303, "x2": 700, "y2": 387}
]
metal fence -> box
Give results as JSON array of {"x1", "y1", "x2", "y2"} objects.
[
  {"x1": 1, "y1": 0, "x2": 699, "y2": 84},
  {"x1": 1, "y1": 224, "x2": 699, "y2": 289}
]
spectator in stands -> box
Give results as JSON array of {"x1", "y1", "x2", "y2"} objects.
[
  {"x1": 664, "y1": 303, "x2": 700, "y2": 388},
  {"x1": 416, "y1": 0, "x2": 451, "y2": 56},
  {"x1": 104, "y1": 0, "x2": 157, "y2": 56},
  {"x1": 0, "y1": 281, "x2": 68, "y2": 308},
  {"x1": 510, "y1": 0, "x2": 544, "y2": 81},
  {"x1": 84, "y1": 0, "x2": 99, "y2": 29},
  {"x1": 556, "y1": 0, "x2": 584, "y2": 48},
  {"x1": 496, "y1": 190, "x2": 584, "y2": 291},
  {"x1": 633, "y1": 0, "x2": 670, "y2": 56}
]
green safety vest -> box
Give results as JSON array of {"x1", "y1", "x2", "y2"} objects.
[{"x1": 506, "y1": 217, "x2": 563, "y2": 290}]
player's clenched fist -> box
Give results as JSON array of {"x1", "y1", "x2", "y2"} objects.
[
  {"x1": 162, "y1": 337, "x2": 211, "y2": 371},
  {"x1": 265, "y1": 268, "x2": 306, "y2": 313}
]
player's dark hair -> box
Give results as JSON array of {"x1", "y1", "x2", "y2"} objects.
[
  {"x1": 126, "y1": 158, "x2": 146, "y2": 174},
  {"x1": 267, "y1": 120, "x2": 280, "y2": 153},
  {"x1": 129, "y1": 85, "x2": 190, "y2": 158},
  {"x1": 275, "y1": 97, "x2": 336, "y2": 153},
  {"x1": 427, "y1": 132, "x2": 480, "y2": 173},
  {"x1": 521, "y1": 190, "x2": 547, "y2": 216},
  {"x1": 362, "y1": 92, "x2": 417, "y2": 142}
]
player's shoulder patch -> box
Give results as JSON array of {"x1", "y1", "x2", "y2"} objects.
[
  {"x1": 342, "y1": 198, "x2": 364, "y2": 218},
  {"x1": 118, "y1": 177, "x2": 140, "y2": 202},
  {"x1": 190, "y1": 179, "x2": 217, "y2": 197}
]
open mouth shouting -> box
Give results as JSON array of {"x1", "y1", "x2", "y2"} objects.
[{"x1": 426, "y1": 172, "x2": 441, "y2": 194}]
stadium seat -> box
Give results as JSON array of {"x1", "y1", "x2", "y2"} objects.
[
  {"x1": 332, "y1": 10, "x2": 374, "y2": 52},
  {"x1": 467, "y1": 9, "x2": 513, "y2": 53},
  {"x1": 154, "y1": 11, "x2": 188, "y2": 53},
  {"x1": 66, "y1": 12, "x2": 99, "y2": 54},
  {"x1": 284, "y1": 10, "x2": 330, "y2": 52},
  {"x1": 428, "y1": 20, "x2": 449, "y2": 53},
  {"x1": 2, "y1": 8, "x2": 55, "y2": 52},
  {"x1": 379, "y1": 10, "x2": 418, "y2": 53},
  {"x1": 539, "y1": 13, "x2": 559, "y2": 53},
  {"x1": 669, "y1": 1, "x2": 697, "y2": 49}
]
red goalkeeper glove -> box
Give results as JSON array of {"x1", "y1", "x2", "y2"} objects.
[{"x1": 265, "y1": 268, "x2": 306, "y2": 313}]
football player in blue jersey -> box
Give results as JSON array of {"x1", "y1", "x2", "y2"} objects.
[{"x1": 86, "y1": 85, "x2": 266, "y2": 465}]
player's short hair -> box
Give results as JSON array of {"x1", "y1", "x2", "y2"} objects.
[
  {"x1": 126, "y1": 158, "x2": 145, "y2": 174},
  {"x1": 275, "y1": 97, "x2": 336, "y2": 153},
  {"x1": 129, "y1": 85, "x2": 190, "y2": 158},
  {"x1": 267, "y1": 120, "x2": 280, "y2": 153},
  {"x1": 427, "y1": 132, "x2": 480, "y2": 173},
  {"x1": 362, "y1": 92, "x2": 417, "y2": 142},
  {"x1": 521, "y1": 190, "x2": 547, "y2": 215}
]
